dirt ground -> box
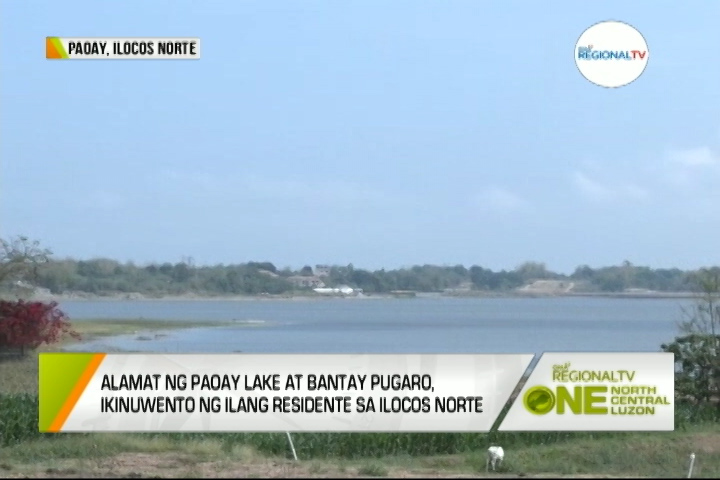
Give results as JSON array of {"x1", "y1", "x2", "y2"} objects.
[{"x1": 0, "y1": 453, "x2": 648, "y2": 478}]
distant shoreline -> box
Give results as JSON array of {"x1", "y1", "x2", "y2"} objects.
[{"x1": 28, "y1": 290, "x2": 705, "y2": 302}]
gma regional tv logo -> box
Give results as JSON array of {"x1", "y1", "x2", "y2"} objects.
[
  {"x1": 498, "y1": 353, "x2": 674, "y2": 431},
  {"x1": 523, "y1": 362, "x2": 670, "y2": 416},
  {"x1": 574, "y1": 20, "x2": 649, "y2": 88}
]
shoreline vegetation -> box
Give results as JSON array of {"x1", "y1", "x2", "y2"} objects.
[
  {"x1": 3, "y1": 248, "x2": 713, "y2": 302},
  {"x1": 27, "y1": 289, "x2": 706, "y2": 302}
]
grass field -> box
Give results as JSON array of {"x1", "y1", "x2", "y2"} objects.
[
  {"x1": 0, "y1": 318, "x2": 718, "y2": 478},
  {"x1": 0, "y1": 426, "x2": 717, "y2": 478}
]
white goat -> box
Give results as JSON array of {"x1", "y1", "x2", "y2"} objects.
[{"x1": 486, "y1": 445, "x2": 504, "y2": 472}]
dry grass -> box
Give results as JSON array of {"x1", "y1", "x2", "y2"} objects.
[
  {"x1": 0, "y1": 427, "x2": 718, "y2": 478},
  {"x1": 68, "y1": 318, "x2": 233, "y2": 342}
]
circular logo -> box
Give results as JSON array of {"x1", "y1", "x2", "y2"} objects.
[
  {"x1": 523, "y1": 386, "x2": 555, "y2": 415},
  {"x1": 574, "y1": 20, "x2": 649, "y2": 88}
]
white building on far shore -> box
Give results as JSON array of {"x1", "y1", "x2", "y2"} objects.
[{"x1": 313, "y1": 284, "x2": 359, "y2": 296}]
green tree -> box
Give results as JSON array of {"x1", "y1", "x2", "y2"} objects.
[
  {"x1": 515, "y1": 261, "x2": 552, "y2": 282},
  {"x1": 247, "y1": 262, "x2": 277, "y2": 273},
  {"x1": 172, "y1": 262, "x2": 193, "y2": 282},
  {"x1": 35, "y1": 260, "x2": 77, "y2": 293},
  {"x1": 469, "y1": 265, "x2": 493, "y2": 289}
]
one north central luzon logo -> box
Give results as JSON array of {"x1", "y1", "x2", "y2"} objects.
[
  {"x1": 523, "y1": 362, "x2": 670, "y2": 416},
  {"x1": 576, "y1": 45, "x2": 647, "y2": 61}
]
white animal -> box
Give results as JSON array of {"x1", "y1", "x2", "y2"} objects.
[{"x1": 486, "y1": 445, "x2": 504, "y2": 472}]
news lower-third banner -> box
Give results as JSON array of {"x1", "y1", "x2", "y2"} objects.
[
  {"x1": 46, "y1": 37, "x2": 200, "y2": 60},
  {"x1": 37, "y1": 352, "x2": 674, "y2": 433}
]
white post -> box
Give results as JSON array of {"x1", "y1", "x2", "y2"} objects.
[
  {"x1": 286, "y1": 431, "x2": 298, "y2": 461},
  {"x1": 687, "y1": 452, "x2": 696, "y2": 478}
]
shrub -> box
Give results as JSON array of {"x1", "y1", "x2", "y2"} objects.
[{"x1": 0, "y1": 300, "x2": 80, "y2": 354}]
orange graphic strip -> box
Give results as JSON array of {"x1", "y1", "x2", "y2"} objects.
[
  {"x1": 48, "y1": 353, "x2": 106, "y2": 432},
  {"x1": 46, "y1": 38, "x2": 61, "y2": 59}
]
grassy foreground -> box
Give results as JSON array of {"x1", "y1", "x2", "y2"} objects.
[
  {"x1": 1, "y1": 319, "x2": 718, "y2": 477},
  {"x1": 0, "y1": 426, "x2": 717, "y2": 478}
]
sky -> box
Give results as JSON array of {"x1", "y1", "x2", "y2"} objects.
[{"x1": 1, "y1": 1, "x2": 719, "y2": 273}]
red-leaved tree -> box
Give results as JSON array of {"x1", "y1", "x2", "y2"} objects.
[{"x1": 0, "y1": 300, "x2": 80, "y2": 355}]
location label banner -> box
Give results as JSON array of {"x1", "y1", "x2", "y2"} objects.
[
  {"x1": 38, "y1": 353, "x2": 533, "y2": 432},
  {"x1": 498, "y1": 352, "x2": 675, "y2": 431},
  {"x1": 46, "y1": 37, "x2": 201, "y2": 60}
]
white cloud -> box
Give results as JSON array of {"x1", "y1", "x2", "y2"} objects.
[
  {"x1": 471, "y1": 187, "x2": 529, "y2": 213},
  {"x1": 242, "y1": 175, "x2": 392, "y2": 204},
  {"x1": 572, "y1": 172, "x2": 612, "y2": 200},
  {"x1": 157, "y1": 169, "x2": 414, "y2": 207},
  {"x1": 667, "y1": 146, "x2": 718, "y2": 167},
  {"x1": 570, "y1": 136, "x2": 720, "y2": 221},
  {"x1": 572, "y1": 172, "x2": 649, "y2": 203},
  {"x1": 80, "y1": 191, "x2": 127, "y2": 210},
  {"x1": 661, "y1": 145, "x2": 720, "y2": 191},
  {"x1": 160, "y1": 170, "x2": 218, "y2": 191}
]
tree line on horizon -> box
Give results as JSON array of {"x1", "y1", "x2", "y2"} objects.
[
  {"x1": 0, "y1": 236, "x2": 713, "y2": 296},
  {"x1": 14, "y1": 256, "x2": 711, "y2": 296}
]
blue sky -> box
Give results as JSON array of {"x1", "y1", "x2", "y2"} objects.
[{"x1": 1, "y1": 1, "x2": 719, "y2": 273}]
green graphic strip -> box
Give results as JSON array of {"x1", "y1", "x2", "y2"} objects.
[{"x1": 38, "y1": 353, "x2": 100, "y2": 432}]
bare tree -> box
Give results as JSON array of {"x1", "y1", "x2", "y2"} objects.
[
  {"x1": 662, "y1": 267, "x2": 720, "y2": 418},
  {"x1": 678, "y1": 268, "x2": 720, "y2": 339},
  {"x1": 0, "y1": 236, "x2": 52, "y2": 296}
]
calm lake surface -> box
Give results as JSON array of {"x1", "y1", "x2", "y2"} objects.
[{"x1": 60, "y1": 297, "x2": 693, "y2": 354}]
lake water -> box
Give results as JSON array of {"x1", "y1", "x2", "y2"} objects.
[{"x1": 59, "y1": 296, "x2": 694, "y2": 354}]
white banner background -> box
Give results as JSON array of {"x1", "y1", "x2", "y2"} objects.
[{"x1": 63, "y1": 353, "x2": 534, "y2": 432}]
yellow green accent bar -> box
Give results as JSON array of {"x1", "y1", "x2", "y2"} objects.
[
  {"x1": 38, "y1": 353, "x2": 106, "y2": 432},
  {"x1": 46, "y1": 37, "x2": 68, "y2": 59}
]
